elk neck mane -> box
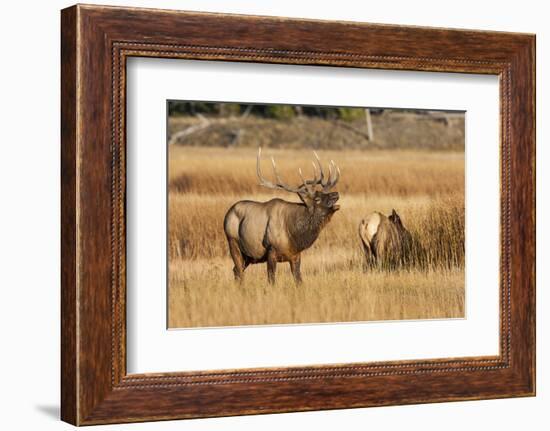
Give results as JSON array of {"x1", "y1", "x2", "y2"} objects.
[{"x1": 285, "y1": 201, "x2": 332, "y2": 252}]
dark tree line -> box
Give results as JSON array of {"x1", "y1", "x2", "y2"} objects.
[{"x1": 168, "y1": 101, "x2": 383, "y2": 121}]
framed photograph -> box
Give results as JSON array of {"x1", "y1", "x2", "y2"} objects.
[{"x1": 61, "y1": 4, "x2": 535, "y2": 425}]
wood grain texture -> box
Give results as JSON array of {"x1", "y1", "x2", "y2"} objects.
[
  {"x1": 60, "y1": 4, "x2": 535, "y2": 425},
  {"x1": 60, "y1": 5, "x2": 78, "y2": 425}
]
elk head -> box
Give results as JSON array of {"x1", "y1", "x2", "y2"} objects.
[
  {"x1": 389, "y1": 209, "x2": 403, "y2": 227},
  {"x1": 256, "y1": 148, "x2": 341, "y2": 215}
]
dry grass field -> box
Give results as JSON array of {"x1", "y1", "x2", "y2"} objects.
[{"x1": 168, "y1": 146, "x2": 465, "y2": 328}]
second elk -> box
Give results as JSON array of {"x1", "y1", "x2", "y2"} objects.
[{"x1": 358, "y1": 209, "x2": 413, "y2": 270}]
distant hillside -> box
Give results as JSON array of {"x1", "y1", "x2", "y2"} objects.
[{"x1": 168, "y1": 110, "x2": 464, "y2": 151}]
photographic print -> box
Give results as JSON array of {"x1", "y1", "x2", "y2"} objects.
[{"x1": 167, "y1": 101, "x2": 465, "y2": 328}]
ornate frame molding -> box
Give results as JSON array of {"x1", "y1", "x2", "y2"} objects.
[{"x1": 61, "y1": 5, "x2": 535, "y2": 425}]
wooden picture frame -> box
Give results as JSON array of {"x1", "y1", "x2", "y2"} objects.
[{"x1": 61, "y1": 4, "x2": 535, "y2": 425}]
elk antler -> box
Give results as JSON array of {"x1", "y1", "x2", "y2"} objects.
[
  {"x1": 256, "y1": 148, "x2": 340, "y2": 195},
  {"x1": 324, "y1": 159, "x2": 341, "y2": 191},
  {"x1": 257, "y1": 148, "x2": 303, "y2": 193},
  {"x1": 312, "y1": 151, "x2": 340, "y2": 191}
]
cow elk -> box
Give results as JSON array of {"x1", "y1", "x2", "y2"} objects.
[
  {"x1": 224, "y1": 148, "x2": 341, "y2": 285},
  {"x1": 358, "y1": 209, "x2": 412, "y2": 270}
]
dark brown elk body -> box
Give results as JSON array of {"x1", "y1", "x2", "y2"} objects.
[
  {"x1": 224, "y1": 148, "x2": 341, "y2": 284},
  {"x1": 359, "y1": 209, "x2": 412, "y2": 269}
]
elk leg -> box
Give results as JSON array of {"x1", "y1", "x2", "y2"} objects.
[
  {"x1": 228, "y1": 239, "x2": 246, "y2": 282},
  {"x1": 289, "y1": 256, "x2": 303, "y2": 285},
  {"x1": 360, "y1": 241, "x2": 375, "y2": 272},
  {"x1": 266, "y1": 248, "x2": 277, "y2": 285}
]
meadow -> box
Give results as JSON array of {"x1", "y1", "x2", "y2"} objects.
[{"x1": 168, "y1": 146, "x2": 465, "y2": 328}]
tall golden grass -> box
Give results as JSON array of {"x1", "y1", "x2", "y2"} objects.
[
  {"x1": 168, "y1": 146, "x2": 465, "y2": 328},
  {"x1": 169, "y1": 263, "x2": 464, "y2": 327}
]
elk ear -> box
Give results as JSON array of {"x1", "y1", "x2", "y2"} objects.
[{"x1": 391, "y1": 209, "x2": 398, "y2": 217}]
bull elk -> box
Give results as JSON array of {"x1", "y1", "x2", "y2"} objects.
[
  {"x1": 223, "y1": 148, "x2": 341, "y2": 284},
  {"x1": 359, "y1": 209, "x2": 412, "y2": 270}
]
